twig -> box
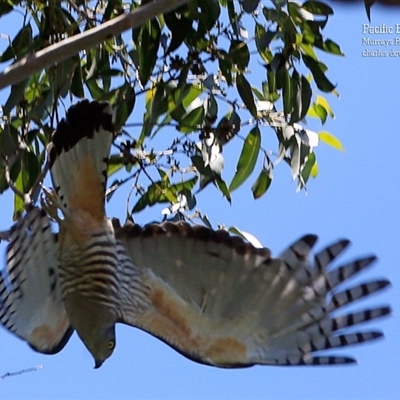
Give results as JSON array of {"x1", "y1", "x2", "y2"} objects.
[
  {"x1": 0, "y1": 0, "x2": 189, "y2": 90},
  {"x1": 0, "y1": 365, "x2": 43, "y2": 381}
]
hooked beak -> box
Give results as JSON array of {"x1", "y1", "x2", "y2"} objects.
[{"x1": 94, "y1": 358, "x2": 104, "y2": 369}]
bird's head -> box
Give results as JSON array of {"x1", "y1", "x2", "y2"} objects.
[
  {"x1": 77, "y1": 323, "x2": 116, "y2": 369},
  {"x1": 64, "y1": 294, "x2": 117, "y2": 368}
]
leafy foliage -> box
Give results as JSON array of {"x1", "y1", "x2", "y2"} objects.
[{"x1": 0, "y1": 0, "x2": 345, "y2": 222}]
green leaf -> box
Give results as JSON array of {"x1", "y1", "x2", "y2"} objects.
[
  {"x1": 316, "y1": 95, "x2": 334, "y2": 117},
  {"x1": 192, "y1": 154, "x2": 227, "y2": 196},
  {"x1": 282, "y1": 69, "x2": 296, "y2": 118},
  {"x1": 287, "y1": 1, "x2": 301, "y2": 20},
  {"x1": 251, "y1": 169, "x2": 272, "y2": 199},
  {"x1": 54, "y1": 57, "x2": 79, "y2": 98},
  {"x1": 13, "y1": 172, "x2": 25, "y2": 221},
  {"x1": 23, "y1": 150, "x2": 40, "y2": 192},
  {"x1": 227, "y1": 0, "x2": 239, "y2": 36},
  {"x1": 236, "y1": 74, "x2": 257, "y2": 118},
  {"x1": 230, "y1": 126, "x2": 261, "y2": 191},
  {"x1": 138, "y1": 19, "x2": 161, "y2": 86},
  {"x1": 157, "y1": 168, "x2": 168, "y2": 180},
  {"x1": 199, "y1": 213, "x2": 212, "y2": 228},
  {"x1": 263, "y1": 7, "x2": 279, "y2": 23},
  {"x1": 172, "y1": 177, "x2": 198, "y2": 194},
  {"x1": 198, "y1": 0, "x2": 221, "y2": 35},
  {"x1": 71, "y1": 62, "x2": 84, "y2": 98},
  {"x1": 309, "y1": 103, "x2": 327, "y2": 124},
  {"x1": 0, "y1": 3, "x2": 13, "y2": 17},
  {"x1": 215, "y1": 176, "x2": 231, "y2": 203},
  {"x1": 292, "y1": 73, "x2": 312, "y2": 123},
  {"x1": 106, "y1": 178, "x2": 121, "y2": 202},
  {"x1": 3, "y1": 77, "x2": 29, "y2": 115},
  {"x1": 182, "y1": 85, "x2": 204, "y2": 108},
  {"x1": 300, "y1": 75, "x2": 312, "y2": 117},
  {"x1": 302, "y1": 54, "x2": 336, "y2": 92},
  {"x1": 277, "y1": 10, "x2": 297, "y2": 44},
  {"x1": 9, "y1": 155, "x2": 21, "y2": 187},
  {"x1": 219, "y1": 56, "x2": 233, "y2": 86},
  {"x1": 311, "y1": 159, "x2": 319, "y2": 178},
  {"x1": 299, "y1": 41, "x2": 317, "y2": 59},
  {"x1": 206, "y1": 94, "x2": 218, "y2": 123},
  {"x1": 131, "y1": 177, "x2": 198, "y2": 213},
  {"x1": 308, "y1": 95, "x2": 334, "y2": 123},
  {"x1": 0, "y1": 24, "x2": 32, "y2": 62},
  {"x1": 0, "y1": 124, "x2": 19, "y2": 156},
  {"x1": 228, "y1": 226, "x2": 263, "y2": 248},
  {"x1": 302, "y1": 1, "x2": 333, "y2": 16},
  {"x1": 0, "y1": 164, "x2": 8, "y2": 194},
  {"x1": 111, "y1": 84, "x2": 136, "y2": 130},
  {"x1": 271, "y1": 54, "x2": 288, "y2": 89},
  {"x1": 241, "y1": 0, "x2": 260, "y2": 13},
  {"x1": 86, "y1": 78, "x2": 105, "y2": 99},
  {"x1": 180, "y1": 188, "x2": 197, "y2": 210},
  {"x1": 164, "y1": 9, "x2": 193, "y2": 52},
  {"x1": 103, "y1": 0, "x2": 123, "y2": 21},
  {"x1": 255, "y1": 24, "x2": 274, "y2": 63},
  {"x1": 300, "y1": 151, "x2": 316, "y2": 185},
  {"x1": 229, "y1": 40, "x2": 250, "y2": 70},
  {"x1": 319, "y1": 131, "x2": 344, "y2": 151},
  {"x1": 179, "y1": 105, "x2": 205, "y2": 133},
  {"x1": 264, "y1": 70, "x2": 280, "y2": 102},
  {"x1": 215, "y1": 110, "x2": 241, "y2": 145},
  {"x1": 107, "y1": 155, "x2": 125, "y2": 177},
  {"x1": 131, "y1": 180, "x2": 173, "y2": 214},
  {"x1": 147, "y1": 82, "x2": 167, "y2": 122},
  {"x1": 169, "y1": 84, "x2": 203, "y2": 119},
  {"x1": 192, "y1": 154, "x2": 213, "y2": 179},
  {"x1": 322, "y1": 39, "x2": 344, "y2": 56}
]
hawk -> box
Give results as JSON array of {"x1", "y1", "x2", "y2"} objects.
[{"x1": 0, "y1": 100, "x2": 391, "y2": 368}]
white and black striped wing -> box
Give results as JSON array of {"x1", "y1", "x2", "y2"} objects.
[
  {"x1": 0, "y1": 207, "x2": 73, "y2": 354},
  {"x1": 115, "y1": 221, "x2": 391, "y2": 367}
]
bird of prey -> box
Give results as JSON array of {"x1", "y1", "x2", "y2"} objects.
[{"x1": 0, "y1": 100, "x2": 391, "y2": 368}]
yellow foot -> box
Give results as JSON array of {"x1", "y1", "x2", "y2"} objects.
[{"x1": 40, "y1": 186, "x2": 65, "y2": 223}]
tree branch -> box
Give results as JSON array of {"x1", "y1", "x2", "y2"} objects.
[{"x1": 0, "y1": 0, "x2": 189, "y2": 91}]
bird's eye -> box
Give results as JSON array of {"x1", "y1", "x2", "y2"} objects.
[{"x1": 108, "y1": 340, "x2": 115, "y2": 350}]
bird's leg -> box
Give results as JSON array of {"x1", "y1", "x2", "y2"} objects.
[
  {"x1": 40, "y1": 186, "x2": 65, "y2": 224},
  {"x1": 0, "y1": 229, "x2": 11, "y2": 242}
]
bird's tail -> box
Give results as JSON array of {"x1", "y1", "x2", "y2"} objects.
[{"x1": 47, "y1": 100, "x2": 114, "y2": 216}]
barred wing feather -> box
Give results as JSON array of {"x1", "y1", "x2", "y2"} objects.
[
  {"x1": 115, "y1": 221, "x2": 390, "y2": 367},
  {"x1": 0, "y1": 208, "x2": 72, "y2": 354}
]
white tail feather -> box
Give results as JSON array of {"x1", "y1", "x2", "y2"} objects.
[{"x1": 48, "y1": 100, "x2": 114, "y2": 208}]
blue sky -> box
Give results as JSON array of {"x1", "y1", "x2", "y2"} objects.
[{"x1": 0, "y1": 3, "x2": 399, "y2": 399}]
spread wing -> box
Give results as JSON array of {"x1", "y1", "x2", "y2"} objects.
[
  {"x1": 0, "y1": 207, "x2": 73, "y2": 354},
  {"x1": 114, "y1": 221, "x2": 390, "y2": 367}
]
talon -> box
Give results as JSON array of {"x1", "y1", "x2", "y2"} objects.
[{"x1": 40, "y1": 186, "x2": 64, "y2": 223}]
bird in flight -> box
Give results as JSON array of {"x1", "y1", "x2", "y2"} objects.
[{"x1": 0, "y1": 100, "x2": 391, "y2": 368}]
